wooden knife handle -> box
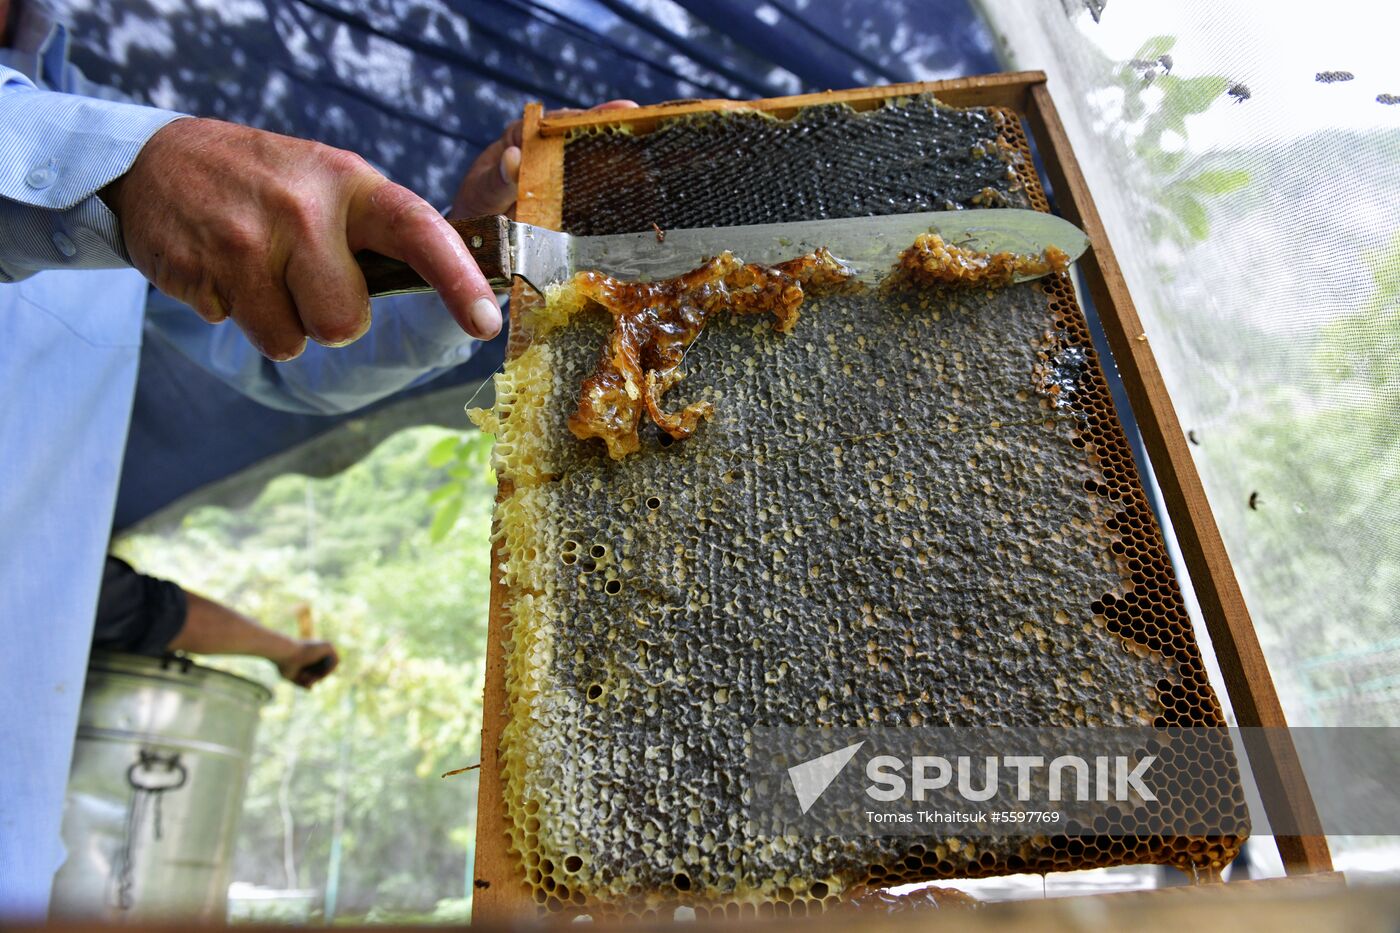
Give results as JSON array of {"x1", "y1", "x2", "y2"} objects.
[{"x1": 357, "y1": 214, "x2": 512, "y2": 297}]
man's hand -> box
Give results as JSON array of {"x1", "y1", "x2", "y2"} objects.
[
  {"x1": 450, "y1": 100, "x2": 638, "y2": 219},
  {"x1": 103, "y1": 118, "x2": 503, "y2": 361},
  {"x1": 275, "y1": 639, "x2": 339, "y2": 689},
  {"x1": 171, "y1": 591, "x2": 341, "y2": 689}
]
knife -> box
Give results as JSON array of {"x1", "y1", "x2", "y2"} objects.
[{"x1": 357, "y1": 209, "x2": 1089, "y2": 299}]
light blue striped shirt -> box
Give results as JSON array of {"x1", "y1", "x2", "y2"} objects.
[
  {"x1": 0, "y1": 3, "x2": 484, "y2": 917},
  {"x1": 0, "y1": 5, "x2": 187, "y2": 281}
]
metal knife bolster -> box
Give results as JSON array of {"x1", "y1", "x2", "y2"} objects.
[{"x1": 508, "y1": 221, "x2": 574, "y2": 296}]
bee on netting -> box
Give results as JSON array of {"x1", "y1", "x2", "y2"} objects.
[
  {"x1": 1128, "y1": 54, "x2": 1174, "y2": 85},
  {"x1": 1248, "y1": 491, "x2": 1262, "y2": 510},
  {"x1": 1227, "y1": 83, "x2": 1252, "y2": 103}
]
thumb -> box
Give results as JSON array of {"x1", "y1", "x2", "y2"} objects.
[
  {"x1": 499, "y1": 145, "x2": 522, "y2": 188},
  {"x1": 453, "y1": 142, "x2": 520, "y2": 218}
]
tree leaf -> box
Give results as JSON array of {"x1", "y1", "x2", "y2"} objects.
[
  {"x1": 429, "y1": 495, "x2": 464, "y2": 542},
  {"x1": 428, "y1": 482, "x2": 461, "y2": 505},
  {"x1": 1163, "y1": 75, "x2": 1227, "y2": 115},
  {"x1": 1142, "y1": 149, "x2": 1186, "y2": 177},
  {"x1": 426, "y1": 436, "x2": 460, "y2": 469},
  {"x1": 1182, "y1": 168, "x2": 1251, "y2": 196},
  {"x1": 1165, "y1": 192, "x2": 1211, "y2": 241},
  {"x1": 1133, "y1": 35, "x2": 1177, "y2": 62}
]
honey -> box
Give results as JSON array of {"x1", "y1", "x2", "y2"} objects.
[{"x1": 567, "y1": 249, "x2": 851, "y2": 459}]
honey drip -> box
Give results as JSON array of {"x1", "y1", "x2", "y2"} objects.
[{"x1": 567, "y1": 249, "x2": 851, "y2": 459}]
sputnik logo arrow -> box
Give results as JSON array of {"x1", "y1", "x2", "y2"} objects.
[{"x1": 787, "y1": 741, "x2": 865, "y2": 814}]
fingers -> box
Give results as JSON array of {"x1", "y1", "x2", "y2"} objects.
[
  {"x1": 285, "y1": 240, "x2": 371, "y2": 348},
  {"x1": 503, "y1": 117, "x2": 524, "y2": 151},
  {"x1": 499, "y1": 145, "x2": 522, "y2": 187},
  {"x1": 452, "y1": 101, "x2": 641, "y2": 220},
  {"x1": 350, "y1": 177, "x2": 501, "y2": 339},
  {"x1": 454, "y1": 141, "x2": 519, "y2": 218},
  {"x1": 591, "y1": 99, "x2": 640, "y2": 112},
  {"x1": 294, "y1": 643, "x2": 339, "y2": 688},
  {"x1": 226, "y1": 272, "x2": 308, "y2": 361},
  {"x1": 543, "y1": 99, "x2": 639, "y2": 121},
  {"x1": 191, "y1": 290, "x2": 229, "y2": 325}
]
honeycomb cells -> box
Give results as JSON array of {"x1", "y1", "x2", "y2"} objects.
[{"x1": 486, "y1": 95, "x2": 1245, "y2": 918}]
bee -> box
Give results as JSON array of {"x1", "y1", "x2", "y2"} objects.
[
  {"x1": 651, "y1": 222, "x2": 666, "y2": 243},
  {"x1": 1227, "y1": 83, "x2": 1252, "y2": 103},
  {"x1": 1248, "y1": 491, "x2": 1261, "y2": 510},
  {"x1": 1129, "y1": 54, "x2": 1174, "y2": 85},
  {"x1": 1063, "y1": 0, "x2": 1107, "y2": 23}
]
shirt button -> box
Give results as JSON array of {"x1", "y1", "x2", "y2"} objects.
[
  {"x1": 26, "y1": 162, "x2": 58, "y2": 189},
  {"x1": 52, "y1": 231, "x2": 77, "y2": 258}
]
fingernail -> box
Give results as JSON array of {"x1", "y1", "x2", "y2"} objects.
[
  {"x1": 323, "y1": 313, "x2": 371, "y2": 348},
  {"x1": 471, "y1": 297, "x2": 501, "y2": 338},
  {"x1": 499, "y1": 146, "x2": 522, "y2": 186}
]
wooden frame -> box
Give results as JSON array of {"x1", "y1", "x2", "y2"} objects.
[{"x1": 472, "y1": 71, "x2": 1330, "y2": 922}]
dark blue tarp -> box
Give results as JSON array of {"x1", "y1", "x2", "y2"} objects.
[{"x1": 47, "y1": 0, "x2": 1000, "y2": 528}]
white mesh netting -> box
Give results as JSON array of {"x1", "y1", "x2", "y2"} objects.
[{"x1": 984, "y1": 1, "x2": 1400, "y2": 731}]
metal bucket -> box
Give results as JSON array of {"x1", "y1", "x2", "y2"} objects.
[{"x1": 50, "y1": 652, "x2": 272, "y2": 921}]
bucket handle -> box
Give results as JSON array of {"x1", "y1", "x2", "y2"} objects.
[{"x1": 126, "y1": 749, "x2": 188, "y2": 794}]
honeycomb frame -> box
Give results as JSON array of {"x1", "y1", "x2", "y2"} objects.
[{"x1": 471, "y1": 76, "x2": 1305, "y2": 921}]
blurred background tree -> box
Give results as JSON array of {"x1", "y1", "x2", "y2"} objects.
[{"x1": 117, "y1": 426, "x2": 495, "y2": 923}]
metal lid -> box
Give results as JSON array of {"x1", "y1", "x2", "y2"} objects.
[{"x1": 87, "y1": 651, "x2": 273, "y2": 705}]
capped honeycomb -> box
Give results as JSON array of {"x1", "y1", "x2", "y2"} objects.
[{"x1": 482, "y1": 95, "x2": 1245, "y2": 919}]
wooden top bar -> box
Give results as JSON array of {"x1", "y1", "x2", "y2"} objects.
[{"x1": 537, "y1": 71, "x2": 1048, "y2": 137}]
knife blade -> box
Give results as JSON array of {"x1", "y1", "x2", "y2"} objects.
[{"x1": 358, "y1": 209, "x2": 1089, "y2": 299}]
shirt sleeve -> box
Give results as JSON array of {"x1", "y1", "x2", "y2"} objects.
[
  {"x1": 0, "y1": 63, "x2": 188, "y2": 282},
  {"x1": 92, "y1": 556, "x2": 189, "y2": 657},
  {"x1": 144, "y1": 288, "x2": 492, "y2": 415}
]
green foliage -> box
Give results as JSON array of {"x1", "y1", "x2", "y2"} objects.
[
  {"x1": 426, "y1": 432, "x2": 495, "y2": 543},
  {"x1": 1156, "y1": 215, "x2": 1400, "y2": 723},
  {"x1": 1132, "y1": 35, "x2": 1176, "y2": 63},
  {"x1": 1315, "y1": 233, "x2": 1400, "y2": 404},
  {"x1": 1179, "y1": 169, "x2": 1251, "y2": 197},
  {"x1": 116, "y1": 425, "x2": 495, "y2": 915},
  {"x1": 1103, "y1": 36, "x2": 1248, "y2": 247}
]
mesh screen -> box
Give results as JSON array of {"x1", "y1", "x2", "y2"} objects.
[
  {"x1": 482, "y1": 96, "x2": 1245, "y2": 917},
  {"x1": 979, "y1": 8, "x2": 1400, "y2": 730},
  {"x1": 563, "y1": 100, "x2": 1019, "y2": 234}
]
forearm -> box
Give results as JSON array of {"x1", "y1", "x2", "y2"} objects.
[{"x1": 168, "y1": 591, "x2": 299, "y2": 664}]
